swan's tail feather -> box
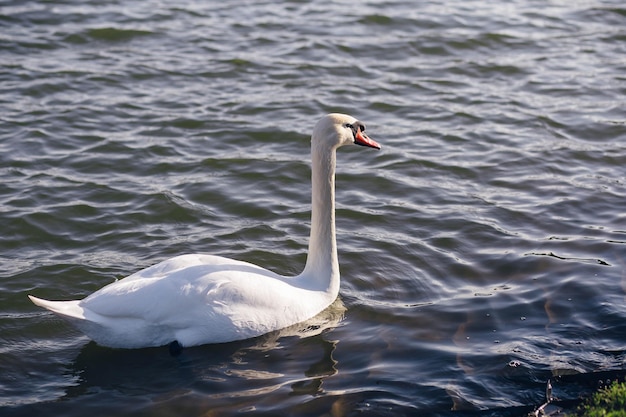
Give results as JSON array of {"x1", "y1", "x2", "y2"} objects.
[
  {"x1": 28, "y1": 295, "x2": 145, "y2": 348},
  {"x1": 28, "y1": 295, "x2": 86, "y2": 320}
]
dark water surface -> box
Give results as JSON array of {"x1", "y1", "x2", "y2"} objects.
[{"x1": 1, "y1": 0, "x2": 625, "y2": 415}]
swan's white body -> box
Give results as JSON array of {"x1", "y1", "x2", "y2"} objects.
[{"x1": 29, "y1": 113, "x2": 380, "y2": 349}]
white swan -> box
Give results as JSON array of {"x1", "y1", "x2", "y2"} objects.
[{"x1": 28, "y1": 113, "x2": 381, "y2": 349}]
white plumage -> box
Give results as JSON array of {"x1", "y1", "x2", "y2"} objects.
[{"x1": 29, "y1": 113, "x2": 381, "y2": 349}]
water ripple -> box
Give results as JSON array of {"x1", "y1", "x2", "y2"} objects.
[{"x1": 1, "y1": 0, "x2": 626, "y2": 415}]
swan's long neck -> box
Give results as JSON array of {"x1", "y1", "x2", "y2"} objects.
[{"x1": 300, "y1": 140, "x2": 340, "y2": 296}]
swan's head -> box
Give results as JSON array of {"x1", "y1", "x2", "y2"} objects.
[{"x1": 312, "y1": 113, "x2": 381, "y2": 150}]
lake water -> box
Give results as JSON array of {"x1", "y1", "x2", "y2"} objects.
[{"x1": 1, "y1": 0, "x2": 625, "y2": 415}]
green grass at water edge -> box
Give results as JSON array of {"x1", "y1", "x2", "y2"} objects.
[{"x1": 577, "y1": 380, "x2": 626, "y2": 417}]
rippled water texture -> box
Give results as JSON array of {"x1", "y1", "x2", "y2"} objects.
[{"x1": 1, "y1": 0, "x2": 625, "y2": 415}]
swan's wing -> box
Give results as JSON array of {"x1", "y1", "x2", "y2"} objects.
[
  {"x1": 31, "y1": 254, "x2": 328, "y2": 347},
  {"x1": 79, "y1": 254, "x2": 289, "y2": 327}
]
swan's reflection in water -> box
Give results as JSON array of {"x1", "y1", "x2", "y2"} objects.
[{"x1": 62, "y1": 299, "x2": 346, "y2": 414}]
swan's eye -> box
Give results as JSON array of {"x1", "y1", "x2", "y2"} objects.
[{"x1": 345, "y1": 123, "x2": 365, "y2": 132}]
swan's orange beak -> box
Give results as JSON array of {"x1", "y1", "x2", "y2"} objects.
[{"x1": 354, "y1": 130, "x2": 381, "y2": 150}]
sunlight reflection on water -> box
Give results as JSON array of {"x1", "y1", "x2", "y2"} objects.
[{"x1": 1, "y1": 0, "x2": 625, "y2": 415}]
